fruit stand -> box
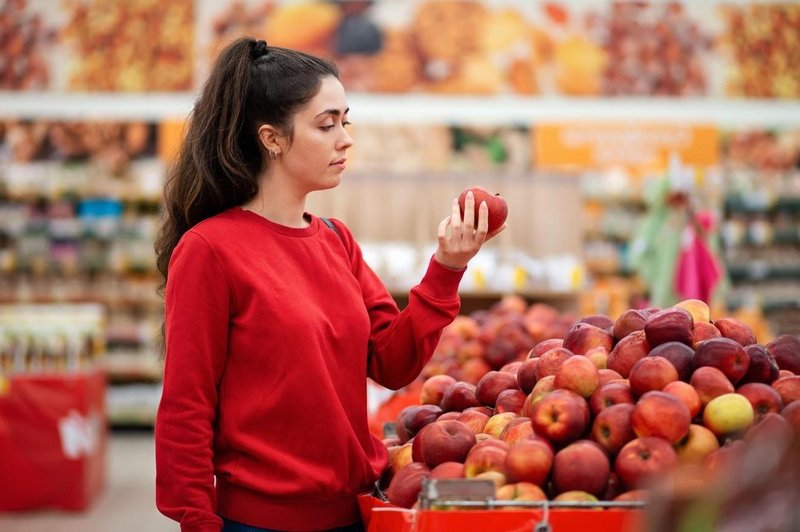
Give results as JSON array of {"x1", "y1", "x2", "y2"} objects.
[{"x1": 367, "y1": 296, "x2": 800, "y2": 532}]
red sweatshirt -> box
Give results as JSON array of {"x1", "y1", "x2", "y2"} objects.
[{"x1": 155, "y1": 207, "x2": 464, "y2": 531}]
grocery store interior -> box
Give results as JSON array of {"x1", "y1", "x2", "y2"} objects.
[{"x1": 1, "y1": 1, "x2": 799, "y2": 531}]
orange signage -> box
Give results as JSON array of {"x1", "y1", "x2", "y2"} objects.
[
  {"x1": 534, "y1": 123, "x2": 718, "y2": 171},
  {"x1": 158, "y1": 119, "x2": 187, "y2": 163}
]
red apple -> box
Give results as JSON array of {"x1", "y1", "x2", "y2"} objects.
[
  {"x1": 522, "y1": 375, "x2": 556, "y2": 417},
  {"x1": 598, "y1": 368, "x2": 624, "y2": 385},
  {"x1": 420, "y1": 374, "x2": 457, "y2": 406},
  {"x1": 631, "y1": 391, "x2": 691, "y2": 444},
  {"x1": 613, "y1": 309, "x2": 647, "y2": 340},
  {"x1": 499, "y1": 417, "x2": 534, "y2": 444},
  {"x1": 562, "y1": 322, "x2": 614, "y2": 356},
  {"x1": 516, "y1": 357, "x2": 540, "y2": 394},
  {"x1": 447, "y1": 315, "x2": 481, "y2": 340},
  {"x1": 662, "y1": 381, "x2": 702, "y2": 418},
  {"x1": 554, "y1": 355, "x2": 601, "y2": 398},
  {"x1": 386, "y1": 462, "x2": 431, "y2": 508},
  {"x1": 458, "y1": 186, "x2": 508, "y2": 233},
  {"x1": 429, "y1": 461, "x2": 464, "y2": 479},
  {"x1": 389, "y1": 443, "x2": 413, "y2": 476},
  {"x1": 530, "y1": 389, "x2": 590, "y2": 446},
  {"x1": 495, "y1": 388, "x2": 527, "y2": 414},
  {"x1": 591, "y1": 403, "x2": 636, "y2": 456},
  {"x1": 675, "y1": 299, "x2": 711, "y2": 324},
  {"x1": 614, "y1": 489, "x2": 650, "y2": 502},
  {"x1": 647, "y1": 341, "x2": 695, "y2": 382},
  {"x1": 607, "y1": 330, "x2": 651, "y2": 378},
  {"x1": 644, "y1": 307, "x2": 694, "y2": 347},
  {"x1": 437, "y1": 411, "x2": 460, "y2": 422},
  {"x1": 628, "y1": 356, "x2": 679, "y2": 397},
  {"x1": 530, "y1": 338, "x2": 564, "y2": 358},
  {"x1": 702, "y1": 393, "x2": 755, "y2": 437},
  {"x1": 535, "y1": 347, "x2": 574, "y2": 380},
  {"x1": 766, "y1": 334, "x2": 800, "y2": 374},
  {"x1": 690, "y1": 366, "x2": 735, "y2": 407},
  {"x1": 463, "y1": 440, "x2": 509, "y2": 478},
  {"x1": 552, "y1": 440, "x2": 611, "y2": 496},
  {"x1": 496, "y1": 482, "x2": 547, "y2": 505},
  {"x1": 440, "y1": 381, "x2": 480, "y2": 412},
  {"x1": 736, "y1": 382, "x2": 784, "y2": 419},
  {"x1": 692, "y1": 321, "x2": 722, "y2": 347},
  {"x1": 504, "y1": 439, "x2": 554, "y2": 486},
  {"x1": 740, "y1": 344, "x2": 780, "y2": 385},
  {"x1": 476, "y1": 370, "x2": 520, "y2": 407},
  {"x1": 456, "y1": 409, "x2": 490, "y2": 435},
  {"x1": 772, "y1": 375, "x2": 800, "y2": 405},
  {"x1": 674, "y1": 424, "x2": 719, "y2": 464},
  {"x1": 589, "y1": 381, "x2": 634, "y2": 416},
  {"x1": 552, "y1": 491, "x2": 599, "y2": 504},
  {"x1": 713, "y1": 317, "x2": 757, "y2": 347},
  {"x1": 780, "y1": 401, "x2": 800, "y2": 432},
  {"x1": 778, "y1": 370, "x2": 795, "y2": 379},
  {"x1": 585, "y1": 347, "x2": 609, "y2": 370},
  {"x1": 694, "y1": 337, "x2": 749, "y2": 384},
  {"x1": 413, "y1": 419, "x2": 477, "y2": 467},
  {"x1": 483, "y1": 412, "x2": 518, "y2": 439},
  {"x1": 703, "y1": 441, "x2": 746, "y2": 479},
  {"x1": 500, "y1": 360, "x2": 523, "y2": 377},
  {"x1": 615, "y1": 437, "x2": 679, "y2": 490},
  {"x1": 395, "y1": 404, "x2": 443, "y2": 443},
  {"x1": 460, "y1": 357, "x2": 492, "y2": 385},
  {"x1": 744, "y1": 412, "x2": 793, "y2": 445}
]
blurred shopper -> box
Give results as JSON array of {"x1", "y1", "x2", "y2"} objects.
[{"x1": 153, "y1": 37, "x2": 504, "y2": 532}]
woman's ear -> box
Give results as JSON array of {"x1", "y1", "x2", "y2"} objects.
[{"x1": 257, "y1": 124, "x2": 282, "y2": 156}]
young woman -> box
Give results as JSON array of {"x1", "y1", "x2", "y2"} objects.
[{"x1": 154, "y1": 37, "x2": 504, "y2": 532}]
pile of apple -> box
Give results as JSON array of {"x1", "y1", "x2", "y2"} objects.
[
  {"x1": 382, "y1": 299, "x2": 800, "y2": 509},
  {"x1": 421, "y1": 295, "x2": 576, "y2": 385}
]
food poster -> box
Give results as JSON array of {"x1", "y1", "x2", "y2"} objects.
[{"x1": 5, "y1": 1, "x2": 798, "y2": 99}]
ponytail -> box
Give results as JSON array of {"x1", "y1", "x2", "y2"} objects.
[{"x1": 154, "y1": 37, "x2": 338, "y2": 352}]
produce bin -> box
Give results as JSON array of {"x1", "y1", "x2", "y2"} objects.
[{"x1": 0, "y1": 369, "x2": 107, "y2": 511}]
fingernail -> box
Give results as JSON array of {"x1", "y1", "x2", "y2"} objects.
[{"x1": 467, "y1": 191, "x2": 473, "y2": 198}]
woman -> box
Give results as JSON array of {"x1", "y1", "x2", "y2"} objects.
[{"x1": 154, "y1": 37, "x2": 504, "y2": 532}]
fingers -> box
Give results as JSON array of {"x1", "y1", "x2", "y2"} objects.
[
  {"x1": 463, "y1": 191, "x2": 475, "y2": 233},
  {"x1": 437, "y1": 216, "x2": 451, "y2": 242},
  {"x1": 475, "y1": 201, "x2": 489, "y2": 240}
]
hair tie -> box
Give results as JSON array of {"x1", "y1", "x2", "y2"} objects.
[{"x1": 250, "y1": 39, "x2": 268, "y2": 60}]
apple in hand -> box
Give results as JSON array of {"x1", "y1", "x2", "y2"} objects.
[{"x1": 458, "y1": 186, "x2": 508, "y2": 233}]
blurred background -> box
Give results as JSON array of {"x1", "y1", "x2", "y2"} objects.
[{"x1": 0, "y1": 0, "x2": 798, "y2": 530}]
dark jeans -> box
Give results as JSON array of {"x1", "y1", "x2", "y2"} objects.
[{"x1": 221, "y1": 517, "x2": 365, "y2": 532}]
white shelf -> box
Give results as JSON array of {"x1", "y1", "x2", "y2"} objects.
[{"x1": 2, "y1": 92, "x2": 800, "y2": 127}]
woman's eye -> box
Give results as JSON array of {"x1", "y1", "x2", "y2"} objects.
[
  {"x1": 343, "y1": 121, "x2": 352, "y2": 128},
  {"x1": 321, "y1": 125, "x2": 335, "y2": 131}
]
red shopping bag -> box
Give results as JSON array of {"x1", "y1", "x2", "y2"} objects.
[{"x1": 0, "y1": 370, "x2": 107, "y2": 511}]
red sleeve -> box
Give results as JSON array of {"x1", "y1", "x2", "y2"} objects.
[
  {"x1": 155, "y1": 231, "x2": 229, "y2": 532},
  {"x1": 330, "y1": 219, "x2": 465, "y2": 390}
]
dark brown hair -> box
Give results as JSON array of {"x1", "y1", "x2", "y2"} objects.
[{"x1": 154, "y1": 37, "x2": 338, "y2": 297}]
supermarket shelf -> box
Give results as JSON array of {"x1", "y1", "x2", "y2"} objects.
[
  {"x1": 4, "y1": 92, "x2": 800, "y2": 126},
  {"x1": 727, "y1": 264, "x2": 800, "y2": 281}
]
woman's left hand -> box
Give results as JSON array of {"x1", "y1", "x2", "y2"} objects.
[{"x1": 433, "y1": 191, "x2": 507, "y2": 270}]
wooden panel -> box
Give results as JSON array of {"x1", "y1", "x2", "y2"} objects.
[{"x1": 307, "y1": 173, "x2": 582, "y2": 259}]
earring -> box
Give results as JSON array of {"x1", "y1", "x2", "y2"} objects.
[{"x1": 269, "y1": 149, "x2": 277, "y2": 160}]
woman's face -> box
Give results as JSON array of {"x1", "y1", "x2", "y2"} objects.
[{"x1": 280, "y1": 76, "x2": 353, "y2": 193}]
